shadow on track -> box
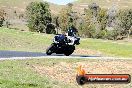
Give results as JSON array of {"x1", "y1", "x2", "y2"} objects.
[{"x1": 0, "y1": 50, "x2": 100, "y2": 58}]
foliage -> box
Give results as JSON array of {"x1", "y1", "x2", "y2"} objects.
[
  {"x1": 0, "y1": 9, "x2": 5, "y2": 27},
  {"x1": 78, "y1": 3, "x2": 132, "y2": 40},
  {"x1": 78, "y1": 21, "x2": 96, "y2": 38},
  {"x1": 2, "y1": 0, "x2": 131, "y2": 40},
  {"x1": 106, "y1": 30, "x2": 118, "y2": 40},
  {"x1": 78, "y1": 4, "x2": 108, "y2": 39},
  {"x1": 117, "y1": 9, "x2": 132, "y2": 38},
  {"x1": 88, "y1": 3, "x2": 99, "y2": 17},
  {"x1": 107, "y1": 6, "x2": 117, "y2": 27},
  {"x1": 97, "y1": 8, "x2": 108, "y2": 30},
  {"x1": 45, "y1": 23, "x2": 56, "y2": 34},
  {"x1": 26, "y1": 2, "x2": 55, "y2": 33},
  {"x1": 58, "y1": 8, "x2": 69, "y2": 32},
  {"x1": 58, "y1": 3, "x2": 78, "y2": 32}
]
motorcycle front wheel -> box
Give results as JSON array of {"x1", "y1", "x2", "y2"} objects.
[{"x1": 46, "y1": 44, "x2": 55, "y2": 55}]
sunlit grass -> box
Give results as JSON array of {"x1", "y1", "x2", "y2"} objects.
[
  {"x1": 0, "y1": 59, "x2": 73, "y2": 88},
  {"x1": 0, "y1": 27, "x2": 132, "y2": 57}
]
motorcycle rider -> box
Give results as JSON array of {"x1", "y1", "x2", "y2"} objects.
[
  {"x1": 67, "y1": 25, "x2": 80, "y2": 45},
  {"x1": 67, "y1": 25, "x2": 78, "y2": 36},
  {"x1": 54, "y1": 25, "x2": 80, "y2": 45}
]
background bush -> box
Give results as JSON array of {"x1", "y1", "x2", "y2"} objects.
[{"x1": 26, "y1": 2, "x2": 56, "y2": 34}]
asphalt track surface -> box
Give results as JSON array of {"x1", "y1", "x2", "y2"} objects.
[{"x1": 0, "y1": 50, "x2": 131, "y2": 60}]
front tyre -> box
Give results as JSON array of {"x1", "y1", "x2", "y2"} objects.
[
  {"x1": 64, "y1": 46, "x2": 75, "y2": 56},
  {"x1": 46, "y1": 44, "x2": 54, "y2": 55}
]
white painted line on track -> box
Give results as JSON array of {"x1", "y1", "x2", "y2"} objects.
[{"x1": 0, "y1": 56, "x2": 131, "y2": 60}]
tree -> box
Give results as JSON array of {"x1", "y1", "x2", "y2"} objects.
[
  {"x1": 58, "y1": 3, "x2": 78, "y2": 32},
  {"x1": 26, "y1": 2, "x2": 53, "y2": 33},
  {"x1": 97, "y1": 8, "x2": 108, "y2": 30},
  {"x1": 78, "y1": 7, "x2": 97, "y2": 38},
  {"x1": 117, "y1": 9, "x2": 132, "y2": 39},
  {"x1": 67, "y1": 3, "x2": 73, "y2": 10},
  {"x1": 0, "y1": 9, "x2": 5, "y2": 27},
  {"x1": 88, "y1": 3, "x2": 99, "y2": 17},
  {"x1": 58, "y1": 8, "x2": 69, "y2": 32},
  {"x1": 107, "y1": 6, "x2": 117, "y2": 27}
]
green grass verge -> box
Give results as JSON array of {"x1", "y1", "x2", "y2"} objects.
[
  {"x1": 79, "y1": 38, "x2": 132, "y2": 57},
  {"x1": 0, "y1": 27, "x2": 52, "y2": 52},
  {"x1": 0, "y1": 27, "x2": 132, "y2": 57},
  {"x1": 0, "y1": 58, "x2": 76, "y2": 88}
]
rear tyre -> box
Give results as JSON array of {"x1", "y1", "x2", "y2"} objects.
[
  {"x1": 46, "y1": 44, "x2": 54, "y2": 55},
  {"x1": 64, "y1": 52, "x2": 72, "y2": 56},
  {"x1": 64, "y1": 46, "x2": 75, "y2": 56}
]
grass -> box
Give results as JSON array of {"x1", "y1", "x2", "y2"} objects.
[
  {"x1": 79, "y1": 38, "x2": 132, "y2": 57},
  {"x1": 75, "y1": 0, "x2": 132, "y2": 9},
  {"x1": 1, "y1": 0, "x2": 131, "y2": 9},
  {"x1": 0, "y1": 0, "x2": 63, "y2": 15},
  {"x1": 0, "y1": 58, "x2": 92, "y2": 88},
  {"x1": 0, "y1": 27, "x2": 52, "y2": 52},
  {"x1": 0, "y1": 27, "x2": 132, "y2": 57},
  {"x1": 0, "y1": 58, "x2": 131, "y2": 88},
  {"x1": 0, "y1": 0, "x2": 42, "y2": 7},
  {"x1": 0, "y1": 59, "x2": 74, "y2": 88}
]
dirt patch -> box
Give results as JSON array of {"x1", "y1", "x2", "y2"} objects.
[
  {"x1": 31, "y1": 59, "x2": 132, "y2": 88},
  {"x1": 73, "y1": 48, "x2": 103, "y2": 56},
  {"x1": 32, "y1": 62, "x2": 77, "y2": 84}
]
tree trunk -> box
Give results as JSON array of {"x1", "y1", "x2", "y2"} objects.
[{"x1": 127, "y1": 29, "x2": 131, "y2": 40}]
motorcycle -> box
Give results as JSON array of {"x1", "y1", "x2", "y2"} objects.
[{"x1": 46, "y1": 34, "x2": 80, "y2": 56}]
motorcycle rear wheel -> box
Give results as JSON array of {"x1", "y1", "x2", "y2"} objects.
[{"x1": 64, "y1": 46, "x2": 75, "y2": 56}]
